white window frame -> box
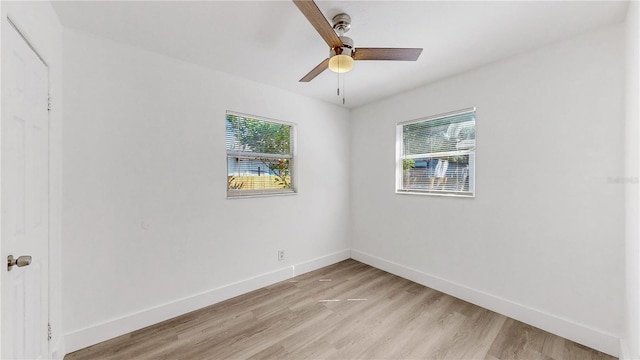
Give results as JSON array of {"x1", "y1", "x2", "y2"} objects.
[
  {"x1": 396, "y1": 107, "x2": 476, "y2": 198},
  {"x1": 226, "y1": 111, "x2": 297, "y2": 198}
]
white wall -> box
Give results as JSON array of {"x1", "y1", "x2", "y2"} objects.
[
  {"x1": 61, "y1": 29, "x2": 351, "y2": 352},
  {"x1": 57, "y1": 6, "x2": 633, "y2": 358},
  {"x1": 350, "y1": 24, "x2": 625, "y2": 356},
  {"x1": 625, "y1": 1, "x2": 640, "y2": 359},
  {"x1": 0, "y1": 1, "x2": 64, "y2": 358}
]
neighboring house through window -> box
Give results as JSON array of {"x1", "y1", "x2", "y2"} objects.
[
  {"x1": 226, "y1": 111, "x2": 295, "y2": 197},
  {"x1": 396, "y1": 108, "x2": 476, "y2": 197}
]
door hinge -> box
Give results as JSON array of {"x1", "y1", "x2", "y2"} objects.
[
  {"x1": 47, "y1": 95, "x2": 52, "y2": 111},
  {"x1": 47, "y1": 323, "x2": 52, "y2": 341}
]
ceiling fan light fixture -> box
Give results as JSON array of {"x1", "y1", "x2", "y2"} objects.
[
  {"x1": 328, "y1": 54, "x2": 354, "y2": 73},
  {"x1": 328, "y1": 36, "x2": 354, "y2": 73}
]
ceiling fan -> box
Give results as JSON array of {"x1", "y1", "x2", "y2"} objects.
[{"x1": 293, "y1": 0, "x2": 423, "y2": 82}]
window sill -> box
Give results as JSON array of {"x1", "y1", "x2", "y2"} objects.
[
  {"x1": 226, "y1": 190, "x2": 297, "y2": 199},
  {"x1": 395, "y1": 190, "x2": 474, "y2": 198}
]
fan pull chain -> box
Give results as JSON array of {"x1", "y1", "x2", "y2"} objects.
[
  {"x1": 342, "y1": 74, "x2": 346, "y2": 105},
  {"x1": 337, "y1": 56, "x2": 341, "y2": 96},
  {"x1": 335, "y1": 58, "x2": 346, "y2": 105}
]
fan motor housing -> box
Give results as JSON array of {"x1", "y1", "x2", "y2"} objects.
[{"x1": 330, "y1": 36, "x2": 354, "y2": 58}]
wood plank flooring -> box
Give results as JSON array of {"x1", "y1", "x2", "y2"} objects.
[{"x1": 65, "y1": 260, "x2": 616, "y2": 360}]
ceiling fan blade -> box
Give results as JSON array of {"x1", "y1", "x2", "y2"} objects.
[
  {"x1": 293, "y1": 0, "x2": 343, "y2": 48},
  {"x1": 299, "y1": 58, "x2": 330, "y2": 82},
  {"x1": 354, "y1": 48, "x2": 423, "y2": 61}
]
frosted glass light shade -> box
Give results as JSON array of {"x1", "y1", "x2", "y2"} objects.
[{"x1": 328, "y1": 54, "x2": 354, "y2": 73}]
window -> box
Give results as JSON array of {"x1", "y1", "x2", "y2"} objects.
[
  {"x1": 226, "y1": 111, "x2": 295, "y2": 197},
  {"x1": 396, "y1": 108, "x2": 476, "y2": 197}
]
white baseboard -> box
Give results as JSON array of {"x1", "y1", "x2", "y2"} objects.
[
  {"x1": 293, "y1": 249, "x2": 351, "y2": 276},
  {"x1": 350, "y1": 249, "x2": 620, "y2": 358},
  {"x1": 64, "y1": 250, "x2": 348, "y2": 355},
  {"x1": 620, "y1": 338, "x2": 638, "y2": 360},
  {"x1": 63, "y1": 266, "x2": 292, "y2": 354},
  {"x1": 50, "y1": 338, "x2": 65, "y2": 360}
]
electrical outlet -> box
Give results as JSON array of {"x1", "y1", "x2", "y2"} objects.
[{"x1": 278, "y1": 250, "x2": 285, "y2": 261}]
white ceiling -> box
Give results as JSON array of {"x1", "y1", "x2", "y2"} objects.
[{"x1": 51, "y1": 0, "x2": 629, "y2": 109}]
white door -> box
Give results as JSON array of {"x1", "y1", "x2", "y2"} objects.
[{"x1": 1, "y1": 16, "x2": 50, "y2": 360}]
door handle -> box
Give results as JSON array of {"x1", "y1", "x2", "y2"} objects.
[{"x1": 7, "y1": 255, "x2": 32, "y2": 271}]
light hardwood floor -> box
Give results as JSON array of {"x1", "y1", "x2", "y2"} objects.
[{"x1": 65, "y1": 260, "x2": 616, "y2": 360}]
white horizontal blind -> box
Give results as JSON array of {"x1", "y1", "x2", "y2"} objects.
[
  {"x1": 226, "y1": 112, "x2": 295, "y2": 197},
  {"x1": 398, "y1": 109, "x2": 476, "y2": 197}
]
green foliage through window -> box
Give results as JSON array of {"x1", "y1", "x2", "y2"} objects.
[{"x1": 226, "y1": 113, "x2": 294, "y2": 196}]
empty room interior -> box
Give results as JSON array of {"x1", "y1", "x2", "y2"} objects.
[{"x1": 1, "y1": 0, "x2": 639, "y2": 359}]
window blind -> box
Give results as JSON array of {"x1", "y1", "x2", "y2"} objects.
[
  {"x1": 397, "y1": 109, "x2": 476, "y2": 197},
  {"x1": 226, "y1": 112, "x2": 295, "y2": 197},
  {"x1": 226, "y1": 113, "x2": 292, "y2": 158}
]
